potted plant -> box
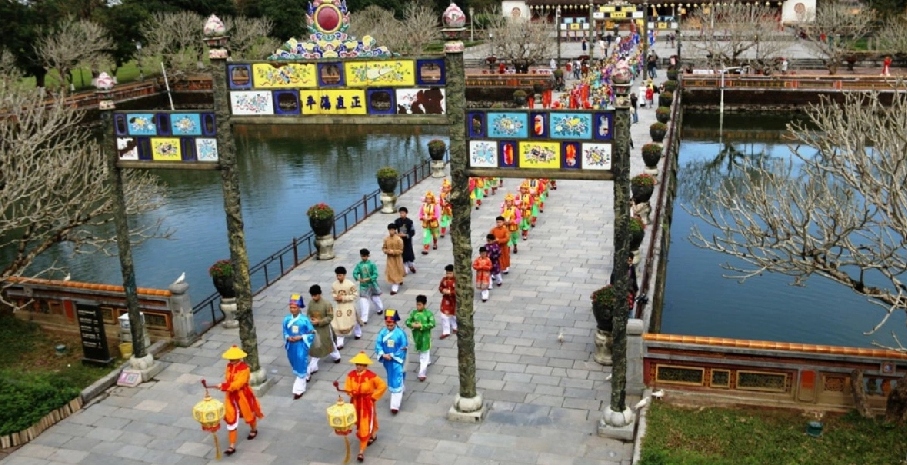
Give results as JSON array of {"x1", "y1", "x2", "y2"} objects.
[
  {"x1": 428, "y1": 139, "x2": 447, "y2": 161},
  {"x1": 306, "y1": 203, "x2": 334, "y2": 237},
  {"x1": 513, "y1": 89, "x2": 527, "y2": 106},
  {"x1": 641, "y1": 143, "x2": 663, "y2": 172},
  {"x1": 649, "y1": 122, "x2": 667, "y2": 143},
  {"x1": 591, "y1": 285, "x2": 618, "y2": 332},
  {"x1": 662, "y1": 80, "x2": 678, "y2": 93},
  {"x1": 655, "y1": 106, "x2": 671, "y2": 124},
  {"x1": 532, "y1": 82, "x2": 546, "y2": 95},
  {"x1": 553, "y1": 68, "x2": 564, "y2": 80},
  {"x1": 666, "y1": 68, "x2": 679, "y2": 81},
  {"x1": 209, "y1": 259, "x2": 236, "y2": 298},
  {"x1": 376, "y1": 166, "x2": 398, "y2": 194},
  {"x1": 631, "y1": 174, "x2": 656, "y2": 203},
  {"x1": 658, "y1": 90, "x2": 674, "y2": 107},
  {"x1": 629, "y1": 216, "x2": 645, "y2": 251}
]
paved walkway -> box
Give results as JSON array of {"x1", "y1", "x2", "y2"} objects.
[{"x1": 2, "y1": 63, "x2": 663, "y2": 465}]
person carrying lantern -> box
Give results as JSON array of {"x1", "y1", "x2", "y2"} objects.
[
  {"x1": 343, "y1": 352, "x2": 387, "y2": 463},
  {"x1": 418, "y1": 191, "x2": 440, "y2": 254},
  {"x1": 218, "y1": 345, "x2": 264, "y2": 456}
]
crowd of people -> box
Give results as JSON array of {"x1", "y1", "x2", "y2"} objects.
[{"x1": 209, "y1": 175, "x2": 555, "y2": 462}]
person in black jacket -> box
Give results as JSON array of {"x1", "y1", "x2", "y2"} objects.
[{"x1": 394, "y1": 207, "x2": 417, "y2": 274}]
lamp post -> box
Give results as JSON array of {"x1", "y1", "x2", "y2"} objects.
[
  {"x1": 203, "y1": 15, "x2": 267, "y2": 386},
  {"x1": 442, "y1": 2, "x2": 485, "y2": 422},
  {"x1": 598, "y1": 59, "x2": 634, "y2": 437},
  {"x1": 589, "y1": 0, "x2": 595, "y2": 60},
  {"x1": 642, "y1": 2, "x2": 649, "y2": 80},
  {"x1": 469, "y1": 6, "x2": 475, "y2": 42}
]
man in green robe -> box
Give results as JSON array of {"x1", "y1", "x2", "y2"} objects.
[
  {"x1": 307, "y1": 284, "x2": 340, "y2": 376},
  {"x1": 405, "y1": 294, "x2": 436, "y2": 382}
]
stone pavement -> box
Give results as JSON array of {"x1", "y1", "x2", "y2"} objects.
[{"x1": 2, "y1": 59, "x2": 663, "y2": 465}]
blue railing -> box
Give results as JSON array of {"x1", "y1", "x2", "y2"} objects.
[{"x1": 192, "y1": 159, "x2": 434, "y2": 333}]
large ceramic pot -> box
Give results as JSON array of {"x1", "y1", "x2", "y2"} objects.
[
  {"x1": 632, "y1": 183, "x2": 654, "y2": 203},
  {"x1": 309, "y1": 217, "x2": 333, "y2": 236},
  {"x1": 650, "y1": 125, "x2": 667, "y2": 143},
  {"x1": 592, "y1": 300, "x2": 615, "y2": 332},
  {"x1": 378, "y1": 176, "x2": 397, "y2": 194},
  {"x1": 428, "y1": 143, "x2": 446, "y2": 161},
  {"x1": 212, "y1": 275, "x2": 236, "y2": 298}
]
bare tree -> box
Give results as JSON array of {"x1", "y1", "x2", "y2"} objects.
[
  {"x1": 687, "y1": 3, "x2": 788, "y2": 73},
  {"x1": 224, "y1": 16, "x2": 280, "y2": 60},
  {"x1": 485, "y1": 10, "x2": 555, "y2": 72},
  {"x1": 348, "y1": 4, "x2": 439, "y2": 56},
  {"x1": 139, "y1": 12, "x2": 205, "y2": 78},
  {"x1": 799, "y1": 0, "x2": 875, "y2": 74},
  {"x1": 0, "y1": 60, "x2": 166, "y2": 308},
  {"x1": 876, "y1": 14, "x2": 907, "y2": 56},
  {"x1": 684, "y1": 89, "x2": 907, "y2": 355},
  {"x1": 35, "y1": 17, "x2": 113, "y2": 92}
]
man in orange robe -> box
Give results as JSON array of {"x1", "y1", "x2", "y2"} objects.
[
  {"x1": 219, "y1": 345, "x2": 264, "y2": 456},
  {"x1": 345, "y1": 352, "x2": 388, "y2": 463},
  {"x1": 490, "y1": 216, "x2": 511, "y2": 274}
]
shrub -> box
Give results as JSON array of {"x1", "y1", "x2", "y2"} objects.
[
  {"x1": 591, "y1": 285, "x2": 619, "y2": 309},
  {"x1": 658, "y1": 90, "x2": 674, "y2": 107},
  {"x1": 208, "y1": 259, "x2": 233, "y2": 278},
  {"x1": 0, "y1": 372, "x2": 81, "y2": 436},
  {"x1": 428, "y1": 139, "x2": 447, "y2": 151},
  {"x1": 655, "y1": 106, "x2": 671, "y2": 124},
  {"x1": 631, "y1": 173, "x2": 656, "y2": 188},
  {"x1": 641, "y1": 143, "x2": 663, "y2": 167},
  {"x1": 376, "y1": 166, "x2": 398, "y2": 180},
  {"x1": 306, "y1": 203, "x2": 334, "y2": 221},
  {"x1": 662, "y1": 80, "x2": 678, "y2": 93},
  {"x1": 630, "y1": 216, "x2": 645, "y2": 249},
  {"x1": 650, "y1": 122, "x2": 667, "y2": 133},
  {"x1": 513, "y1": 89, "x2": 527, "y2": 99}
]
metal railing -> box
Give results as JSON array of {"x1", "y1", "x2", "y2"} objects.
[{"x1": 192, "y1": 159, "x2": 434, "y2": 331}]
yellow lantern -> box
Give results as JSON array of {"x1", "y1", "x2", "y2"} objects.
[
  {"x1": 193, "y1": 382, "x2": 225, "y2": 460},
  {"x1": 326, "y1": 396, "x2": 358, "y2": 463}
]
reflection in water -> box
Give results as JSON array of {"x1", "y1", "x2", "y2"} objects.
[
  {"x1": 665, "y1": 135, "x2": 907, "y2": 348},
  {"x1": 3, "y1": 125, "x2": 447, "y2": 308}
]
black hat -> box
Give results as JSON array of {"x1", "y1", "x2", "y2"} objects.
[{"x1": 309, "y1": 284, "x2": 322, "y2": 296}]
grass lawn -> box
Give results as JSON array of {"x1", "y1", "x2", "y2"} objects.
[
  {"x1": 640, "y1": 402, "x2": 907, "y2": 465},
  {"x1": 0, "y1": 314, "x2": 112, "y2": 389}
]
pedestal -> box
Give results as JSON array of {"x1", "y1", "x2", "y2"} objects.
[
  {"x1": 597, "y1": 405, "x2": 636, "y2": 441},
  {"x1": 249, "y1": 368, "x2": 275, "y2": 394},
  {"x1": 631, "y1": 249, "x2": 641, "y2": 265},
  {"x1": 430, "y1": 160, "x2": 446, "y2": 178},
  {"x1": 380, "y1": 192, "x2": 397, "y2": 214},
  {"x1": 594, "y1": 329, "x2": 613, "y2": 365},
  {"x1": 447, "y1": 393, "x2": 487, "y2": 423},
  {"x1": 632, "y1": 202, "x2": 652, "y2": 226},
  {"x1": 315, "y1": 234, "x2": 335, "y2": 260},
  {"x1": 644, "y1": 166, "x2": 659, "y2": 177},
  {"x1": 220, "y1": 297, "x2": 239, "y2": 329},
  {"x1": 125, "y1": 352, "x2": 165, "y2": 383}
]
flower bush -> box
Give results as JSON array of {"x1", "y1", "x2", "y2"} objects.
[
  {"x1": 307, "y1": 203, "x2": 334, "y2": 221},
  {"x1": 591, "y1": 285, "x2": 618, "y2": 309},
  {"x1": 428, "y1": 139, "x2": 447, "y2": 151},
  {"x1": 631, "y1": 173, "x2": 656, "y2": 189},
  {"x1": 209, "y1": 259, "x2": 233, "y2": 278}
]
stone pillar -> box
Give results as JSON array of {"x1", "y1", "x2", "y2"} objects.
[
  {"x1": 204, "y1": 15, "x2": 267, "y2": 389},
  {"x1": 594, "y1": 329, "x2": 613, "y2": 365},
  {"x1": 315, "y1": 235, "x2": 336, "y2": 260},
  {"x1": 380, "y1": 193, "x2": 397, "y2": 213},
  {"x1": 431, "y1": 160, "x2": 447, "y2": 178},
  {"x1": 168, "y1": 281, "x2": 198, "y2": 346},
  {"x1": 625, "y1": 319, "x2": 645, "y2": 396},
  {"x1": 220, "y1": 297, "x2": 239, "y2": 329},
  {"x1": 442, "y1": 3, "x2": 485, "y2": 423}
]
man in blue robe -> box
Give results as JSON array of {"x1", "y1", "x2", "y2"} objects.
[
  {"x1": 375, "y1": 309, "x2": 408, "y2": 414},
  {"x1": 283, "y1": 294, "x2": 314, "y2": 400}
]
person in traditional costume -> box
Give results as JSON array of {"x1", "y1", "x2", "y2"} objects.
[
  {"x1": 331, "y1": 266, "x2": 361, "y2": 349},
  {"x1": 522, "y1": 180, "x2": 540, "y2": 227},
  {"x1": 484, "y1": 233, "x2": 503, "y2": 287},
  {"x1": 404, "y1": 294, "x2": 436, "y2": 381},
  {"x1": 472, "y1": 246, "x2": 492, "y2": 302},
  {"x1": 284, "y1": 294, "x2": 315, "y2": 400},
  {"x1": 382, "y1": 224, "x2": 405, "y2": 295},
  {"x1": 375, "y1": 309, "x2": 408, "y2": 414},
  {"x1": 353, "y1": 248, "x2": 384, "y2": 321},
  {"x1": 418, "y1": 191, "x2": 440, "y2": 255},
  {"x1": 518, "y1": 184, "x2": 535, "y2": 239},
  {"x1": 437, "y1": 264, "x2": 458, "y2": 338},
  {"x1": 439, "y1": 180, "x2": 453, "y2": 238},
  {"x1": 343, "y1": 352, "x2": 387, "y2": 463},
  {"x1": 490, "y1": 216, "x2": 512, "y2": 274},
  {"x1": 218, "y1": 345, "x2": 264, "y2": 456},
  {"x1": 529, "y1": 178, "x2": 547, "y2": 213},
  {"x1": 306, "y1": 284, "x2": 341, "y2": 377},
  {"x1": 469, "y1": 177, "x2": 484, "y2": 210},
  {"x1": 499, "y1": 194, "x2": 521, "y2": 255},
  {"x1": 394, "y1": 207, "x2": 417, "y2": 274}
]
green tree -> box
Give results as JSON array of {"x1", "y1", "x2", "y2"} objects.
[
  {"x1": 139, "y1": 0, "x2": 236, "y2": 16},
  {"x1": 0, "y1": 0, "x2": 60, "y2": 85},
  {"x1": 98, "y1": 0, "x2": 151, "y2": 76},
  {"x1": 258, "y1": 0, "x2": 308, "y2": 39}
]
